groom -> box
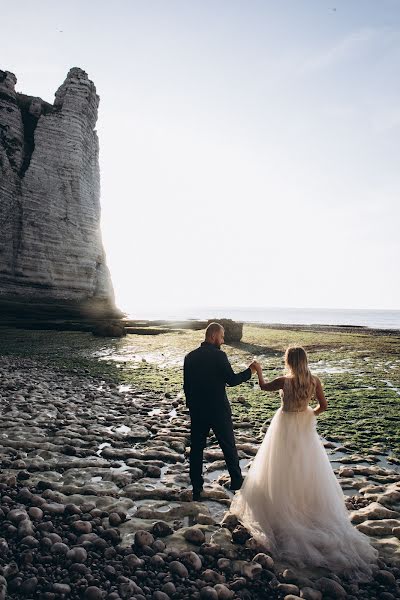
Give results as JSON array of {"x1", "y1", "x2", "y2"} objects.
[{"x1": 183, "y1": 322, "x2": 257, "y2": 501}]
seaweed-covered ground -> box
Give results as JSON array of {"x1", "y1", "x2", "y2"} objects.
[{"x1": 0, "y1": 324, "x2": 399, "y2": 457}]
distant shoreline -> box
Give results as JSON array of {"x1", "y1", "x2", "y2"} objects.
[
  {"x1": 121, "y1": 318, "x2": 400, "y2": 337},
  {"x1": 242, "y1": 321, "x2": 400, "y2": 336},
  {"x1": 124, "y1": 306, "x2": 400, "y2": 331}
]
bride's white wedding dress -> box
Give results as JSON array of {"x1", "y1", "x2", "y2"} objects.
[{"x1": 229, "y1": 377, "x2": 378, "y2": 581}]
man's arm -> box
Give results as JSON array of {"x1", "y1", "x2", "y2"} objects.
[{"x1": 220, "y1": 352, "x2": 252, "y2": 387}]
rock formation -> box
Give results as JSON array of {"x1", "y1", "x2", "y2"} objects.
[
  {"x1": 206, "y1": 319, "x2": 243, "y2": 343},
  {"x1": 0, "y1": 67, "x2": 121, "y2": 321}
]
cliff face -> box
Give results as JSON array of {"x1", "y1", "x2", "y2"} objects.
[{"x1": 0, "y1": 67, "x2": 120, "y2": 320}]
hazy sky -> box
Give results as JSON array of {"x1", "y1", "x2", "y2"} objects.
[{"x1": 1, "y1": 1, "x2": 399, "y2": 313}]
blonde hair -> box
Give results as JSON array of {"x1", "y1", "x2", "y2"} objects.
[{"x1": 284, "y1": 346, "x2": 316, "y2": 406}]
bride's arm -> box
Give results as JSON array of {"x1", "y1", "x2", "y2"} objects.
[
  {"x1": 313, "y1": 377, "x2": 327, "y2": 415},
  {"x1": 255, "y1": 363, "x2": 285, "y2": 391}
]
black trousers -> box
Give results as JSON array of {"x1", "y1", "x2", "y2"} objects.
[{"x1": 189, "y1": 405, "x2": 243, "y2": 491}]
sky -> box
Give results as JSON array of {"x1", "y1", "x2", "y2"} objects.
[{"x1": 1, "y1": 0, "x2": 399, "y2": 314}]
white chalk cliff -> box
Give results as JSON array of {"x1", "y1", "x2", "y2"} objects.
[{"x1": 0, "y1": 67, "x2": 120, "y2": 320}]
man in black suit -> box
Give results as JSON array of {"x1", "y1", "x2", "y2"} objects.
[{"x1": 183, "y1": 322, "x2": 256, "y2": 501}]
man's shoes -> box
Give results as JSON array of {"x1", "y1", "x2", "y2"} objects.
[
  {"x1": 192, "y1": 488, "x2": 203, "y2": 501},
  {"x1": 229, "y1": 479, "x2": 244, "y2": 492}
]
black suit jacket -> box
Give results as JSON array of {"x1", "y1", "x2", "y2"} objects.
[{"x1": 183, "y1": 341, "x2": 252, "y2": 413}]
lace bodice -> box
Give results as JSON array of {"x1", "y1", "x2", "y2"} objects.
[{"x1": 280, "y1": 377, "x2": 313, "y2": 412}]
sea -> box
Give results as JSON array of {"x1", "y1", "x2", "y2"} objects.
[{"x1": 126, "y1": 307, "x2": 400, "y2": 330}]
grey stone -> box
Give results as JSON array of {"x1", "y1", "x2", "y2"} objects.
[
  {"x1": 316, "y1": 577, "x2": 347, "y2": 599},
  {"x1": 214, "y1": 584, "x2": 234, "y2": 600},
  {"x1": 134, "y1": 530, "x2": 154, "y2": 547},
  {"x1": 300, "y1": 588, "x2": 322, "y2": 600},
  {"x1": 169, "y1": 560, "x2": 189, "y2": 578},
  {"x1": 183, "y1": 527, "x2": 206, "y2": 545},
  {"x1": 200, "y1": 586, "x2": 219, "y2": 600}
]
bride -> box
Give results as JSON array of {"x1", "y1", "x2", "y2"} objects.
[{"x1": 229, "y1": 346, "x2": 378, "y2": 581}]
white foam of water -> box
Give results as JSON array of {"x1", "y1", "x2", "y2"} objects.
[{"x1": 96, "y1": 442, "x2": 111, "y2": 456}]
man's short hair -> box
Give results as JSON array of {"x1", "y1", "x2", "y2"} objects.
[{"x1": 205, "y1": 322, "x2": 224, "y2": 339}]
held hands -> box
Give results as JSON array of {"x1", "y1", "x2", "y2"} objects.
[{"x1": 249, "y1": 360, "x2": 262, "y2": 375}]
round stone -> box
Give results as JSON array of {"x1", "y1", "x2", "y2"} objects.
[
  {"x1": 28, "y1": 507, "x2": 43, "y2": 520},
  {"x1": 375, "y1": 570, "x2": 396, "y2": 586},
  {"x1": 20, "y1": 577, "x2": 38, "y2": 594},
  {"x1": 51, "y1": 542, "x2": 69, "y2": 555},
  {"x1": 214, "y1": 584, "x2": 234, "y2": 600},
  {"x1": 73, "y1": 520, "x2": 92, "y2": 534},
  {"x1": 153, "y1": 592, "x2": 170, "y2": 600},
  {"x1": 150, "y1": 554, "x2": 165, "y2": 568},
  {"x1": 134, "y1": 530, "x2": 154, "y2": 547},
  {"x1": 202, "y1": 569, "x2": 225, "y2": 584},
  {"x1": 217, "y1": 558, "x2": 231, "y2": 571},
  {"x1": 200, "y1": 586, "x2": 219, "y2": 600},
  {"x1": 152, "y1": 539, "x2": 166, "y2": 552},
  {"x1": 84, "y1": 586, "x2": 105, "y2": 599},
  {"x1": 253, "y1": 552, "x2": 274, "y2": 569},
  {"x1": 108, "y1": 512, "x2": 122, "y2": 527},
  {"x1": 169, "y1": 561, "x2": 189, "y2": 578},
  {"x1": 53, "y1": 583, "x2": 72, "y2": 595},
  {"x1": 152, "y1": 521, "x2": 173, "y2": 537},
  {"x1": 7, "y1": 509, "x2": 28, "y2": 523},
  {"x1": 200, "y1": 543, "x2": 220, "y2": 556},
  {"x1": 66, "y1": 547, "x2": 87, "y2": 563},
  {"x1": 20, "y1": 536, "x2": 38, "y2": 548},
  {"x1": 161, "y1": 582, "x2": 176, "y2": 595},
  {"x1": 183, "y1": 527, "x2": 206, "y2": 545},
  {"x1": 123, "y1": 553, "x2": 143, "y2": 570},
  {"x1": 180, "y1": 550, "x2": 202, "y2": 571}
]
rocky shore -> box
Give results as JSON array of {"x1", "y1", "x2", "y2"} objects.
[{"x1": 0, "y1": 354, "x2": 400, "y2": 599}]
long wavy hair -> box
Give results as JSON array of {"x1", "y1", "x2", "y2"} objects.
[{"x1": 284, "y1": 346, "x2": 316, "y2": 406}]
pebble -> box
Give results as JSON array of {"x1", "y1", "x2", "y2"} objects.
[
  {"x1": 169, "y1": 560, "x2": 189, "y2": 578},
  {"x1": 28, "y1": 506, "x2": 43, "y2": 520},
  {"x1": 253, "y1": 552, "x2": 274, "y2": 569},
  {"x1": 300, "y1": 588, "x2": 322, "y2": 600},
  {"x1": 180, "y1": 550, "x2": 203, "y2": 571},
  {"x1": 84, "y1": 586, "x2": 104, "y2": 599},
  {"x1": 183, "y1": 527, "x2": 206, "y2": 545},
  {"x1": 214, "y1": 584, "x2": 234, "y2": 599},
  {"x1": 202, "y1": 569, "x2": 225, "y2": 584},
  {"x1": 161, "y1": 582, "x2": 176, "y2": 595},
  {"x1": 51, "y1": 542, "x2": 70, "y2": 554},
  {"x1": 108, "y1": 512, "x2": 122, "y2": 526},
  {"x1": 153, "y1": 592, "x2": 170, "y2": 600},
  {"x1": 73, "y1": 520, "x2": 92, "y2": 534},
  {"x1": 316, "y1": 577, "x2": 347, "y2": 599},
  {"x1": 152, "y1": 521, "x2": 173, "y2": 537},
  {"x1": 200, "y1": 586, "x2": 219, "y2": 600},
  {"x1": 375, "y1": 570, "x2": 396, "y2": 586},
  {"x1": 277, "y1": 583, "x2": 300, "y2": 595},
  {"x1": 66, "y1": 546, "x2": 88, "y2": 563},
  {"x1": 53, "y1": 583, "x2": 72, "y2": 595},
  {"x1": 134, "y1": 530, "x2": 155, "y2": 547}
]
